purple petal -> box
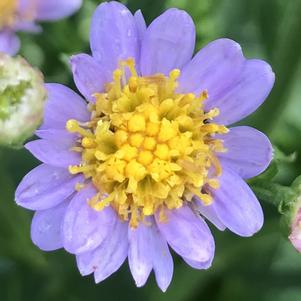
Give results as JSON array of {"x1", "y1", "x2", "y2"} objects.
[
  {"x1": 183, "y1": 257, "x2": 213, "y2": 270},
  {"x1": 34, "y1": 0, "x2": 82, "y2": 21},
  {"x1": 90, "y1": 1, "x2": 139, "y2": 79},
  {"x1": 178, "y1": 39, "x2": 244, "y2": 96},
  {"x1": 0, "y1": 30, "x2": 20, "y2": 55},
  {"x1": 140, "y1": 8, "x2": 195, "y2": 76},
  {"x1": 31, "y1": 200, "x2": 69, "y2": 251},
  {"x1": 151, "y1": 222, "x2": 173, "y2": 292},
  {"x1": 14, "y1": 21, "x2": 42, "y2": 33},
  {"x1": 218, "y1": 126, "x2": 273, "y2": 179},
  {"x1": 70, "y1": 54, "x2": 106, "y2": 101},
  {"x1": 207, "y1": 59, "x2": 275, "y2": 125},
  {"x1": 155, "y1": 206, "x2": 215, "y2": 263},
  {"x1": 63, "y1": 185, "x2": 115, "y2": 254},
  {"x1": 25, "y1": 137, "x2": 81, "y2": 168},
  {"x1": 15, "y1": 164, "x2": 81, "y2": 210},
  {"x1": 193, "y1": 198, "x2": 226, "y2": 231},
  {"x1": 134, "y1": 10, "x2": 147, "y2": 44},
  {"x1": 40, "y1": 83, "x2": 89, "y2": 130},
  {"x1": 210, "y1": 168, "x2": 264, "y2": 237},
  {"x1": 15, "y1": 1, "x2": 42, "y2": 32},
  {"x1": 35, "y1": 129, "x2": 77, "y2": 141},
  {"x1": 76, "y1": 219, "x2": 128, "y2": 282},
  {"x1": 128, "y1": 222, "x2": 153, "y2": 287}
]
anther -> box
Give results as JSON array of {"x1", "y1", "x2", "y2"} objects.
[
  {"x1": 169, "y1": 69, "x2": 181, "y2": 80},
  {"x1": 128, "y1": 114, "x2": 146, "y2": 132}
]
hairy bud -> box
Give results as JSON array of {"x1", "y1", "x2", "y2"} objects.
[{"x1": 0, "y1": 53, "x2": 46, "y2": 147}]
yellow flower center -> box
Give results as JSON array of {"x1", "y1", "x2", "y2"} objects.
[
  {"x1": 0, "y1": 0, "x2": 18, "y2": 29},
  {"x1": 67, "y1": 58, "x2": 228, "y2": 227}
]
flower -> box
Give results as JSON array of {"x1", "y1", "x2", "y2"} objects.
[
  {"x1": 0, "y1": 0, "x2": 82, "y2": 55},
  {"x1": 15, "y1": 1, "x2": 275, "y2": 291},
  {"x1": 0, "y1": 52, "x2": 46, "y2": 147}
]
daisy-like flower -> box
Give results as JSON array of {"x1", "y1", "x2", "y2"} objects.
[
  {"x1": 0, "y1": 0, "x2": 82, "y2": 55},
  {"x1": 15, "y1": 2, "x2": 275, "y2": 291}
]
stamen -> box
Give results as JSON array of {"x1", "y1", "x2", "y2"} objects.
[{"x1": 66, "y1": 119, "x2": 93, "y2": 137}]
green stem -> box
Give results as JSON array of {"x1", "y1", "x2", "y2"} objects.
[{"x1": 251, "y1": 182, "x2": 295, "y2": 212}]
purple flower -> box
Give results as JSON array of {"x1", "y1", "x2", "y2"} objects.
[
  {"x1": 15, "y1": 2, "x2": 275, "y2": 291},
  {"x1": 0, "y1": 0, "x2": 82, "y2": 55}
]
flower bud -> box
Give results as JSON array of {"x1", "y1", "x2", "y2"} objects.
[
  {"x1": 0, "y1": 53, "x2": 46, "y2": 147},
  {"x1": 288, "y1": 176, "x2": 301, "y2": 252}
]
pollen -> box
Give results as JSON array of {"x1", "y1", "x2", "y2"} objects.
[
  {"x1": 138, "y1": 150, "x2": 154, "y2": 165},
  {"x1": 146, "y1": 122, "x2": 160, "y2": 136},
  {"x1": 67, "y1": 58, "x2": 228, "y2": 227},
  {"x1": 129, "y1": 133, "x2": 144, "y2": 148},
  {"x1": 128, "y1": 114, "x2": 146, "y2": 132},
  {"x1": 143, "y1": 137, "x2": 156, "y2": 150}
]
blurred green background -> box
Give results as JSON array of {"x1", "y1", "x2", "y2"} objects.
[{"x1": 1, "y1": 0, "x2": 301, "y2": 300}]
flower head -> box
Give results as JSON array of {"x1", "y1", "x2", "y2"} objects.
[
  {"x1": 0, "y1": 0, "x2": 82, "y2": 55},
  {"x1": 0, "y1": 52, "x2": 46, "y2": 146},
  {"x1": 15, "y1": 2, "x2": 274, "y2": 291}
]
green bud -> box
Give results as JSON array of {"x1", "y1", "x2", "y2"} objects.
[
  {"x1": 286, "y1": 177, "x2": 301, "y2": 252},
  {"x1": 0, "y1": 53, "x2": 46, "y2": 147}
]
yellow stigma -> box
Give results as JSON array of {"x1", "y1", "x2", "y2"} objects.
[
  {"x1": 67, "y1": 58, "x2": 228, "y2": 227},
  {"x1": 0, "y1": 0, "x2": 18, "y2": 29}
]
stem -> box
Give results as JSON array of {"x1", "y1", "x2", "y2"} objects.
[{"x1": 251, "y1": 182, "x2": 295, "y2": 211}]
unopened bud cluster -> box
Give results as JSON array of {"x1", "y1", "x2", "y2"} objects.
[{"x1": 0, "y1": 53, "x2": 46, "y2": 147}]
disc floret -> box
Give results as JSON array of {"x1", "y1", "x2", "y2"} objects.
[{"x1": 67, "y1": 58, "x2": 228, "y2": 227}]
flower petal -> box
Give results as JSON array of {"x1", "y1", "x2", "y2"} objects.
[
  {"x1": 194, "y1": 197, "x2": 226, "y2": 231},
  {"x1": 25, "y1": 137, "x2": 80, "y2": 168},
  {"x1": 14, "y1": 20, "x2": 41, "y2": 33},
  {"x1": 140, "y1": 8, "x2": 195, "y2": 76},
  {"x1": 178, "y1": 39, "x2": 244, "y2": 96},
  {"x1": 31, "y1": 200, "x2": 69, "y2": 251},
  {"x1": 90, "y1": 1, "x2": 139, "y2": 79},
  {"x1": 128, "y1": 218, "x2": 173, "y2": 291},
  {"x1": 207, "y1": 59, "x2": 275, "y2": 125},
  {"x1": 76, "y1": 218, "x2": 128, "y2": 282},
  {"x1": 211, "y1": 168, "x2": 264, "y2": 236},
  {"x1": 34, "y1": 0, "x2": 82, "y2": 21},
  {"x1": 134, "y1": 10, "x2": 147, "y2": 44},
  {"x1": 151, "y1": 223, "x2": 173, "y2": 292},
  {"x1": 35, "y1": 129, "x2": 77, "y2": 141},
  {"x1": 0, "y1": 30, "x2": 20, "y2": 55},
  {"x1": 218, "y1": 126, "x2": 273, "y2": 179},
  {"x1": 63, "y1": 185, "x2": 115, "y2": 254},
  {"x1": 40, "y1": 83, "x2": 89, "y2": 130},
  {"x1": 155, "y1": 206, "x2": 215, "y2": 263},
  {"x1": 128, "y1": 222, "x2": 153, "y2": 287},
  {"x1": 70, "y1": 54, "x2": 106, "y2": 101},
  {"x1": 15, "y1": 164, "x2": 81, "y2": 210},
  {"x1": 183, "y1": 257, "x2": 213, "y2": 270}
]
